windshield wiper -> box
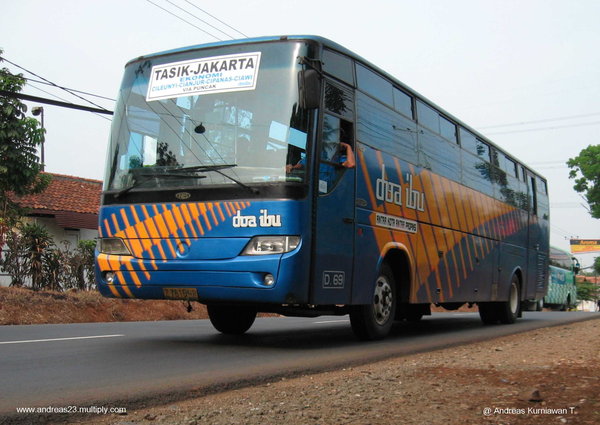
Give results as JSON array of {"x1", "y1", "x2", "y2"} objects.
[
  {"x1": 113, "y1": 173, "x2": 207, "y2": 199},
  {"x1": 168, "y1": 164, "x2": 237, "y2": 173},
  {"x1": 169, "y1": 164, "x2": 258, "y2": 194},
  {"x1": 112, "y1": 163, "x2": 258, "y2": 198},
  {"x1": 205, "y1": 166, "x2": 259, "y2": 195}
]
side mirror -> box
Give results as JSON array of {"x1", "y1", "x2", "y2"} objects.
[
  {"x1": 298, "y1": 69, "x2": 321, "y2": 109},
  {"x1": 572, "y1": 258, "x2": 581, "y2": 275}
]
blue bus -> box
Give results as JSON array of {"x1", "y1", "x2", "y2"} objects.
[{"x1": 96, "y1": 36, "x2": 549, "y2": 340}]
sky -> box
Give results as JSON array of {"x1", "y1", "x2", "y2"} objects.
[{"x1": 1, "y1": 0, "x2": 599, "y2": 266}]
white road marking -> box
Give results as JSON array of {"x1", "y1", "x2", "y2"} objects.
[{"x1": 0, "y1": 334, "x2": 125, "y2": 345}]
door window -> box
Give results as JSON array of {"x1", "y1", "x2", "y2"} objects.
[{"x1": 319, "y1": 114, "x2": 354, "y2": 193}]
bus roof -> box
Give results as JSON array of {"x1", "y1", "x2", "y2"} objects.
[
  {"x1": 127, "y1": 35, "x2": 545, "y2": 180},
  {"x1": 550, "y1": 246, "x2": 574, "y2": 258}
]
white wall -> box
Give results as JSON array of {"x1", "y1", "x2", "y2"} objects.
[
  {"x1": 577, "y1": 300, "x2": 600, "y2": 312},
  {"x1": 0, "y1": 217, "x2": 98, "y2": 287}
]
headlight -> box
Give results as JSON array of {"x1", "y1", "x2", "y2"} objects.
[
  {"x1": 98, "y1": 238, "x2": 132, "y2": 255},
  {"x1": 242, "y1": 236, "x2": 300, "y2": 255}
]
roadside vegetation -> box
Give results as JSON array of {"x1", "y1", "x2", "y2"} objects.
[
  {"x1": 0, "y1": 286, "x2": 209, "y2": 325},
  {"x1": 1, "y1": 224, "x2": 96, "y2": 291},
  {"x1": 0, "y1": 51, "x2": 97, "y2": 295},
  {"x1": 0, "y1": 50, "x2": 50, "y2": 264}
]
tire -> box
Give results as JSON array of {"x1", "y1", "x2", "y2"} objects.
[
  {"x1": 478, "y1": 302, "x2": 500, "y2": 324},
  {"x1": 350, "y1": 263, "x2": 396, "y2": 341},
  {"x1": 536, "y1": 298, "x2": 543, "y2": 311},
  {"x1": 497, "y1": 275, "x2": 521, "y2": 324},
  {"x1": 479, "y1": 274, "x2": 521, "y2": 325},
  {"x1": 405, "y1": 304, "x2": 426, "y2": 322},
  {"x1": 207, "y1": 304, "x2": 257, "y2": 335}
]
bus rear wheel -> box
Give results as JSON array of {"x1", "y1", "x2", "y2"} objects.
[
  {"x1": 350, "y1": 263, "x2": 396, "y2": 340},
  {"x1": 478, "y1": 302, "x2": 499, "y2": 324},
  {"x1": 498, "y1": 276, "x2": 521, "y2": 324},
  {"x1": 207, "y1": 304, "x2": 257, "y2": 335},
  {"x1": 478, "y1": 275, "x2": 521, "y2": 325},
  {"x1": 536, "y1": 298, "x2": 544, "y2": 311}
]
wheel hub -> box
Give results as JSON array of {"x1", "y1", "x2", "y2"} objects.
[{"x1": 373, "y1": 277, "x2": 393, "y2": 325}]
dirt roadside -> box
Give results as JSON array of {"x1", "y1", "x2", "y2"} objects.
[
  {"x1": 0, "y1": 287, "x2": 210, "y2": 325},
  {"x1": 1, "y1": 287, "x2": 599, "y2": 424},
  {"x1": 87, "y1": 318, "x2": 600, "y2": 425}
]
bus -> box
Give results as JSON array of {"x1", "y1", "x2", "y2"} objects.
[
  {"x1": 543, "y1": 246, "x2": 579, "y2": 310},
  {"x1": 95, "y1": 35, "x2": 549, "y2": 340}
]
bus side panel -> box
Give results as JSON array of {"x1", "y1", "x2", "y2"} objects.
[
  {"x1": 497, "y1": 242, "x2": 527, "y2": 299},
  {"x1": 412, "y1": 224, "x2": 496, "y2": 304},
  {"x1": 354, "y1": 143, "x2": 538, "y2": 305}
]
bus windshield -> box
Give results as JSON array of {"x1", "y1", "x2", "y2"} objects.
[{"x1": 104, "y1": 41, "x2": 312, "y2": 194}]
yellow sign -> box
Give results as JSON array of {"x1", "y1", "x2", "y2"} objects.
[
  {"x1": 163, "y1": 287, "x2": 199, "y2": 301},
  {"x1": 570, "y1": 239, "x2": 600, "y2": 254}
]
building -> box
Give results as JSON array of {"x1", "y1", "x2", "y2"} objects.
[{"x1": 0, "y1": 173, "x2": 102, "y2": 286}]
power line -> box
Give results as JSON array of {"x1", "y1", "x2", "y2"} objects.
[
  {"x1": 144, "y1": 0, "x2": 222, "y2": 41},
  {"x1": 535, "y1": 165, "x2": 569, "y2": 170},
  {"x1": 529, "y1": 160, "x2": 568, "y2": 165},
  {"x1": 182, "y1": 0, "x2": 248, "y2": 38},
  {"x1": 163, "y1": 0, "x2": 236, "y2": 40},
  {"x1": 1, "y1": 90, "x2": 113, "y2": 115},
  {"x1": 529, "y1": 160, "x2": 569, "y2": 170},
  {"x1": 26, "y1": 83, "x2": 112, "y2": 121},
  {"x1": 551, "y1": 202, "x2": 585, "y2": 208},
  {"x1": 0, "y1": 56, "x2": 111, "y2": 112},
  {"x1": 24, "y1": 77, "x2": 115, "y2": 102},
  {"x1": 478, "y1": 111, "x2": 600, "y2": 129},
  {"x1": 485, "y1": 120, "x2": 600, "y2": 135},
  {"x1": 551, "y1": 224, "x2": 572, "y2": 237}
]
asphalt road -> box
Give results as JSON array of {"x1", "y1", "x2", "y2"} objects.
[{"x1": 0, "y1": 311, "x2": 596, "y2": 415}]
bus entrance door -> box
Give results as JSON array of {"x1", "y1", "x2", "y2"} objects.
[
  {"x1": 525, "y1": 173, "x2": 547, "y2": 300},
  {"x1": 310, "y1": 114, "x2": 356, "y2": 305}
]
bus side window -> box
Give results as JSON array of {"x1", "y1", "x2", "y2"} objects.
[
  {"x1": 528, "y1": 175, "x2": 538, "y2": 215},
  {"x1": 393, "y1": 87, "x2": 413, "y2": 119},
  {"x1": 319, "y1": 114, "x2": 354, "y2": 193},
  {"x1": 322, "y1": 49, "x2": 355, "y2": 85},
  {"x1": 440, "y1": 116, "x2": 457, "y2": 144},
  {"x1": 356, "y1": 63, "x2": 393, "y2": 107}
]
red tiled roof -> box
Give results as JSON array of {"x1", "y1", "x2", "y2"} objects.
[
  {"x1": 13, "y1": 173, "x2": 102, "y2": 229},
  {"x1": 578, "y1": 275, "x2": 600, "y2": 284}
]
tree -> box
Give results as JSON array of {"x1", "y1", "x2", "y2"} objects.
[
  {"x1": 594, "y1": 256, "x2": 600, "y2": 275},
  {"x1": 0, "y1": 49, "x2": 50, "y2": 253},
  {"x1": 21, "y1": 222, "x2": 54, "y2": 290},
  {"x1": 0, "y1": 229, "x2": 28, "y2": 287},
  {"x1": 576, "y1": 277, "x2": 600, "y2": 302},
  {"x1": 567, "y1": 144, "x2": 600, "y2": 218}
]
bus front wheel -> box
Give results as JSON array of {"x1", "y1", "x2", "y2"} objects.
[
  {"x1": 350, "y1": 263, "x2": 397, "y2": 341},
  {"x1": 207, "y1": 304, "x2": 257, "y2": 335}
]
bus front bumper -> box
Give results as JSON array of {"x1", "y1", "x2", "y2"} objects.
[{"x1": 95, "y1": 252, "x2": 306, "y2": 304}]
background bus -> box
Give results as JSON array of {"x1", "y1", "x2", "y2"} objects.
[
  {"x1": 95, "y1": 35, "x2": 549, "y2": 340},
  {"x1": 543, "y1": 246, "x2": 579, "y2": 310}
]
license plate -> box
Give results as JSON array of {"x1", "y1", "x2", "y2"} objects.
[{"x1": 163, "y1": 287, "x2": 199, "y2": 300}]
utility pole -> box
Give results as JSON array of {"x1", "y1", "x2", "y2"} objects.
[{"x1": 32, "y1": 106, "x2": 45, "y2": 171}]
